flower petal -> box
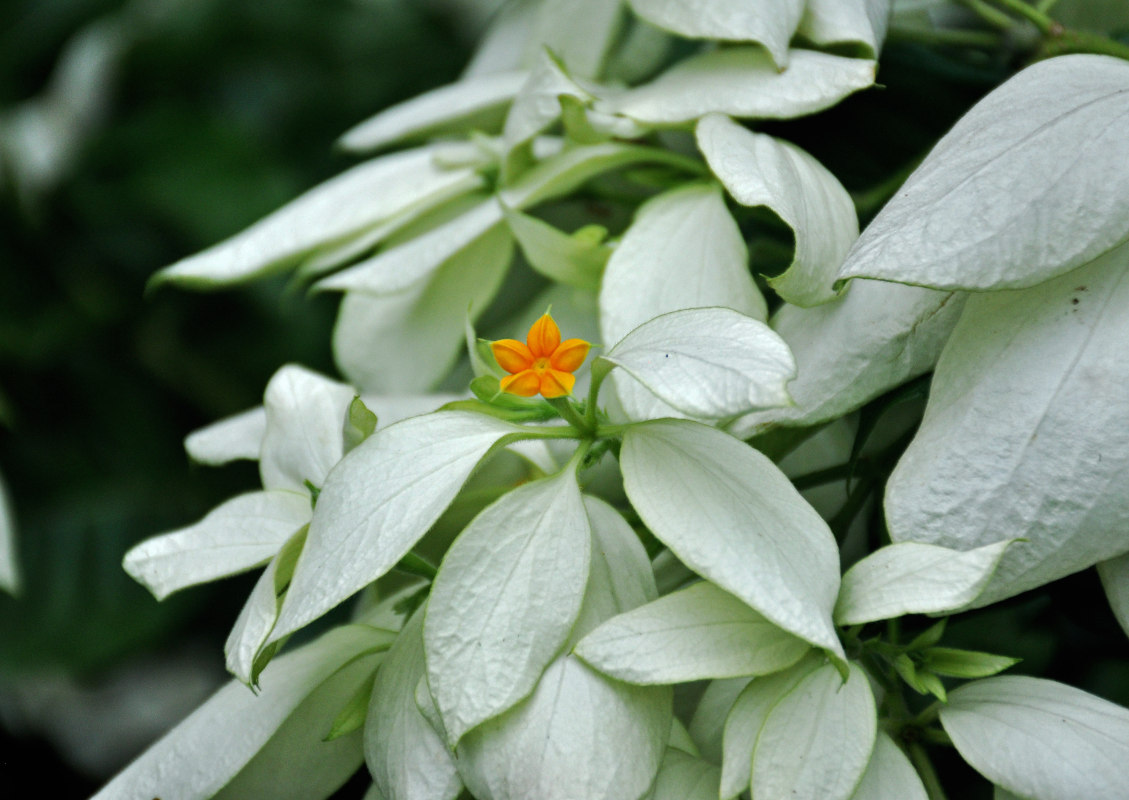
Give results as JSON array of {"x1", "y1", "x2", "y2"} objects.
[
  {"x1": 527, "y1": 314, "x2": 562, "y2": 358},
  {"x1": 540, "y1": 370, "x2": 575, "y2": 399},
  {"x1": 501, "y1": 370, "x2": 541, "y2": 397},
  {"x1": 492, "y1": 339, "x2": 534, "y2": 374},
  {"x1": 550, "y1": 338, "x2": 591, "y2": 373}
]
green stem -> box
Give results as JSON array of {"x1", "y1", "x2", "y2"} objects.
[
  {"x1": 585, "y1": 358, "x2": 613, "y2": 430},
  {"x1": 1034, "y1": 0, "x2": 1060, "y2": 11},
  {"x1": 988, "y1": 0, "x2": 1055, "y2": 33},
  {"x1": 568, "y1": 438, "x2": 594, "y2": 474},
  {"x1": 908, "y1": 743, "x2": 949, "y2": 800},
  {"x1": 548, "y1": 397, "x2": 594, "y2": 435},
  {"x1": 956, "y1": 0, "x2": 1016, "y2": 30},
  {"x1": 911, "y1": 700, "x2": 943, "y2": 728},
  {"x1": 1039, "y1": 28, "x2": 1129, "y2": 61},
  {"x1": 886, "y1": 24, "x2": 1003, "y2": 50}
]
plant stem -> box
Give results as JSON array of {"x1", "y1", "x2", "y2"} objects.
[
  {"x1": 988, "y1": 0, "x2": 1055, "y2": 33},
  {"x1": 956, "y1": 0, "x2": 1015, "y2": 30},
  {"x1": 908, "y1": 743, "x2": 950, "y2": 800},
  {"x1": 886, "y1": 23, "x2": 1003, "y2": 50},
  {"x1": 1034, "y1": 0, "x2": 1060, "y2": 11}
]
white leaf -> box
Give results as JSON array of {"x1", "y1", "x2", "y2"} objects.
[
  {"x1": 366, "y1": 612, "x2": 462, "y2": 800},
  {"x1": 0, "y1": 472, "x2": 18, "y2": 594},
  {"x1": 752, "y1": 662, "x2": 877, "y2": 800},
  {"x1": 622, "y1": 420, "x2": 843, "y2": 656},
  {"x1": 424, "y1": 471, "x2": 591, "y2": 745},
  {"x1": 599, "y1": 47, "x2": 875, "y2": 125},
  {"x1": 152, "y1": 147, "x2": 481, "y2": 287},
  {"x1": 526, "y1": 0, "x2": 625, "y2": 78},
  {"x1": 502, "y1": 50, "x2": 591, "y2": 157},
  {"x1": 849, "y1": 731, "x2": 927, "y2": 800},
  {"x1": 603, "y1": 307, "x2": 795, "y2": 420},
  {"x1": 941, "y1": 676, "x2": 1129, "y2": 800},
  {"x1": 317, "y1": 195, "x2": 505, "y2": 296},
  {"x1": 599, "y1": 183, "x2": 766, "y2": 421},
  {"x1": 270, "y1": 412, "x2": 524, "y2": 641},
  {"x1": 332, "y1": 222, "x2": 514, "y2": 393},
  {"x1": 576, "y1": 580, "x2": 809, "y2": 684},
  {"x1": 648, "y1": 748, "x2": 722, "y2": 800},
  {"x1": 837, "y1": 55, "x2": 1129, "y2": 291},
  {"x1": 123, "y1": 490, "x2": 311, "y2": 600},
  {"x1": 689, "y1": 677, "x2": 751, "y2": 764},
  {"x1": 225, "y1": 553, "x2": 285, "y2": 686},
  {"x1": 184, "y1": 406, "x2": 266, "y2": 467},
  {"x1": 729, "y1": 281, "x2": 965, "y2": 437},
  {"x1": 259, "y1": 365, "x2": 357, "y2": 493},
  {"x1": 719, "y1": 654, "x2": 822, "y2": 799},
  {"x1": 461, "y1": 1, "x2": 539, "y2": 78},
  {"x1": 93, "y1": 625, "x2": 385, "y2": 800},
  {"x1": 834, "y1": 539, "x2": 1016, "y2": 625},
  {"x1": 1097, "y1": 553, "x2": 1129, "y2": 639},
  {"x1": 339, "y1": 72, "x2": 527, "y2": 152},
  {"x1": 626, "y1": 0, "x2": 804, "y2": 67},
  {"x1": 456, "y1": 655, "x2": 671, "y2": 800},
  {"x1": 885, "y1": 243, "x2": 1129, "y2": 605},
  {"x1": 799, "y1": 0, "x2": 890, "y2": 57},
  {"x1": 569, "y1": 494, "x2": 658, "y2": 644},
  {"x1": 697, "y1": 114, "x2": 859, "y2": 307}
]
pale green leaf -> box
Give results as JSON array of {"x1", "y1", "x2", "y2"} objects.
[
  {"x1": 668, "y1": 718, "x2": 699, "y2": 757},
  {"x1": 835, "y1": 539, "x2": 1016, "y2": 625},
  {"x1": 599, "y1": 183, "x2": 766, "y2": 421},
  {"x1": 123, "y1": 490, "x2": 311, "y2": 601},
  {"x1": 689, "y1": 677, "x2": 751, "y2": 764},
  {"x1": 602, "y1": 307, "x2": 795, "y2": 420},
  {"x1": 269, "y1": 412, "x2": 524, "y2": 642},
  {"x1": 885, "y1": 243, "x2": 1129, "y2": 605},
  {"x1": 184, "y1": 406, "x2": 266, "y2": 467},
  {"x1": 799, "y1": 0, "x2": 890, "y2": 57},
  {"x1": 365, "y1": 612, "x2": 462, "y2": 800},
  {"x1": 599, "y1": 47, "x2": 875, "y2": 124},
  {"x1": 729, "y1": 281, "x2": 965, "y2": 437},
  {"x1": 502, "y1": 50, "x2": 591, "y2": 159},
  {"x1": 622, "y1": 420, "x2": 843, "y2": 656},
  {"x1": 923, "y1": 648, "x2": 1020, "y2": 680},
  {"x1": 259, "y1": 364, "x2": 357, "y2": 494},
  {"x1": 456, "y1": 655, "x2": 671, "y2": 800},
  {"x1": 648, "y1": 748, "x2": 721, "y2": 800},
  {"x1": 332, "y1": 222, "x2": 513, "y2": 393},
  {"x1": 526, "y1": 0, "x2": 625, "y2": 78},
  {"x1": 719, "y1": 654, "x2": 822, "y2": 799},
  {"x1": 93, "y1": 626, "x2": 385, "y2": 800},
  {"x1": 1097, "y1": 552, "x2": 1129, "y2": 639},
  {"x1": 848, "y1": 731, "x2": 927, "y2": 800},
  {"x1": 576, "y1": 580, "x2": 809, "y2": 684},
  {"x1": 752, "y1": 662, "x2": 877, "y2": 800},
  {"x1": 152, "y1": 147, "x2": 481, "y2": 288},
  {"x1": 941, "y1": 676, "x2": 1129, "y2": 800},
  {"x1": 424, "y1": 470, "x2": 591, "y2": 745},
  {"x1": 626, "y1": 0, "x2": 804, "y2": 67},
  {"x1": 838, "y1": 55, "x2": 1129, "y2": 291},
  {"x1": 339, "y1": 72, "x2": 526, "y2": 152},
  {"x1": 503, "y1": 206, "x2": 607, "y2": 291},
  {"x1": 697, "y1": 113, "x2": 858, "y2": 307}
]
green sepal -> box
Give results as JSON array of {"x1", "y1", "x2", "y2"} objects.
[
  {"x1": 249, "y1": 525, "x2": 308, "y2": 687},
  {"x1": 922, "y1": 647, "x2": 1021, "y2": 679},
  {"x1": 343, "y1": 395, "x2": 378, "y2": 453},
  {"x1": 906, "y1": 618, "x2": 948, "y2": 651},
  {"x1": 560, "y1": 94, "x2": 609, "y2": 145},
  {"x1": 916, "y1": 670, "x2": 948, "y2": 703},
  {"x1": 323, "y1": 671, "x2": 376, "y2": 742}
]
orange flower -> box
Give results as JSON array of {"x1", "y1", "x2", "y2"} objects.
[{"x1": 492, "y1": 313, "x2": 590, "y2": 399}]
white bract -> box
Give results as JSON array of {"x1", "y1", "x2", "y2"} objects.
[
  {"x1": 0, "y1": 471, "x2": 19, "y2": 595},
  {"x1": 837, "y1": 55, "x2": 1129, "y2": 291},
  {"x1": 941, "y1": 676, "x2": 1129, "y2": 800},
  {"x1": 601, "y1": 307, "x2": 795, "y2": 420},
  {"x1": 849, "y1": 732, "x2": 928, "y2": 800}
]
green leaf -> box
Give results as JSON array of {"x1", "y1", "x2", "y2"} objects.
[
  {"x1": 598, "y1": 47, "x2": 875, "y2": 125},
  {"x1": 885, "y1": 242, "x2": 1129, "y2": 606},
  {"x1": 838, "y1": 55, "x2": 1129, "y2": 291},
  {"x1": 621, "y1": 420, "x2": 844, "y2": 656},
  {"x1": 649, "y1": 748, "x2": 722, "y2": 800},
  {"x1": 892, "y1": 653, "x2": 927, "y2": 696},
  {"x1": 503, "y1": 205, "x2": 608, "y2": 291},
  {"x1": 905, "y1": 619, "x2": 947, "y2": 652},
  {"x1": 324, "y1": 674, "x2": 374, "y2": 742},
  {"x1": 343, "y1": 396, "x2": 378, "y2": 454},
  {"x1": 338, "y1": 72, "x2": 526, "y2": 152},
  {"x1": 697, "y1": 114, "x2": 858, "y2": 308},
  {"x1": 626, "y1": 0, "x2": 804, "y2": 67},
  {"x1": 941, "y1": 676, "x2": 1129, "y2": 800},
  {"x1": 424, "y1": 470, "x2": 591, "y2": 745},
  {"x1": 603, "y1": 307, "x2": 795, "y2": 421},
  {"x1": 751, "y1": 662, "x2": 877, "y2": 800},
  {"x1": 923, "y1": 648, "x2": 1020, "y2": 680},
  {"x1": 834, "y1": 539, "x2": 1018, "y2": 625},
  {"x1": 269, "y1": 411, "x2": 526, "y2": 643},
  {"x1": 123, "y1": 490, "x2": 311, "y2": 601},
  {"x1": 365, "y1": 612, "x2": 463, "y2": 800},
  {"x1": 575, "y1": 580, "x2": 810, "y2": 685},
  {"x1": 689, "y1": 677, "x2": 752, "y2": 765},
  {"x1": 600, "y1": 183, "x2": 767, "y2": 421}
]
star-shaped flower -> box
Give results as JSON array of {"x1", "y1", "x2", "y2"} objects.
[{"x1": 491, "y1": 313, "x2": 590, "y2": 399}]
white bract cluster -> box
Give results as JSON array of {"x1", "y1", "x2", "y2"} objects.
[{"x1": 100, "y1": 2, "x2": 1129, "y2": 799}]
